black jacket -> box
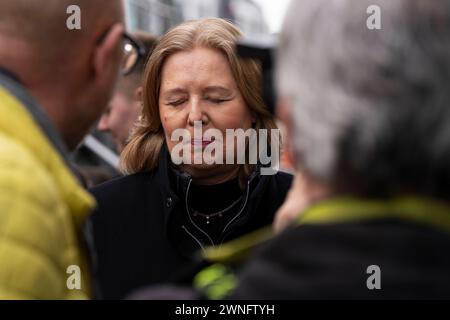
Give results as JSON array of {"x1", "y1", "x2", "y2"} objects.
[
  {"x1": 89, "y1": 147, "x2": 292, "y2": 299},
  {"x1": 229, "y1": 198, "x2": 450, "y2": 299}
]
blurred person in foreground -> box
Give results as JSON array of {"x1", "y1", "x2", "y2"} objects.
[
  {"x1": 173, "y1": 0, "x2": 450, "y2": 300},
  {"x1": 97, "y1": 31, "x2": 158, "y2": 154},
  {"x1": 0, "y1": 0, "x2": 129, "y2": 299},
  {"x1": 89, "y1": 18, "x2": 292, "y2": 300},
  {"x1": 224, "y1": 0, "x2": 450, "y2": 299}
]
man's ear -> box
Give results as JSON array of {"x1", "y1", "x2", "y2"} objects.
[
  {"x1": 276, "y1": 97, "x2": 298, "y2": 166},
  {"x1": 97, "y1": 112, "x2": 110, "y2": 132},
  {"x1": 93, "y1": 23, "x2": 124, "y2": 80}
]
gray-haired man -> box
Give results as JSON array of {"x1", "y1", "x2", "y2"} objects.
[{"x1": 228, "y1": 0, "x2": 450, "y2": 299}]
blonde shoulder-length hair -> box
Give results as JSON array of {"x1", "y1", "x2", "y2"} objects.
[{"x1": 120, "y1": 18, "x2": 278, "y2": 179}]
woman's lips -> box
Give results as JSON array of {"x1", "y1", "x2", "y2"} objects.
[{"x1": 191, "y1": 139, "x2": 214, "y2": 147}]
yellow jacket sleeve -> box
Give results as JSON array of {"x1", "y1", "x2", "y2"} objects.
[{"x1": 0, "y1": 134, "x2": 84, "y2": 299}]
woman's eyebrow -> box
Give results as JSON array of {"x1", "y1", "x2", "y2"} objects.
[
  {"x1": 203, "y1": 86, "x2": 232, "y2": 95},
  {"x1": 161, "y1": 88, "x2": 187, "y2": 98}
]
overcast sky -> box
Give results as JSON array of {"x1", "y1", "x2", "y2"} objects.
[{"x1": 254, "y1": 0, "x2": 291, "y2": 34}]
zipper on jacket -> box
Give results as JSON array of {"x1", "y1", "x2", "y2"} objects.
[
  {"x1": 184, "y1": 178, "x2": 215, "y2": 247},
  {"x1": 182, "y1": 225, "x2": 206, "y2": 254},
  {"x1": 222, "y1": 179, "x2": 251, "y2": 233},
  {"x1": 220, "y1": 179, "x2": 251, "y2": 245}
]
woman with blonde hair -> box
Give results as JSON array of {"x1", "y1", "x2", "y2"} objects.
[{"x1": 89, "y1": 18, "x2": 292, "y2": 299}]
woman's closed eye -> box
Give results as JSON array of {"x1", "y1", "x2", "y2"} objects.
[
  {"x1": 205, "y1": 96, "x2": 232, "y2": 104},
  {"x1": 166, "y1": 99, "x2": 187, "y2": 106}
]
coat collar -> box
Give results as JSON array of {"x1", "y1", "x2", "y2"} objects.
[
  {"x1": 298, "y1": 196, "x2": 450, "y2": 233},
  {"x1": 156, "y1": 143, "x2": 271, "y2": 257}
]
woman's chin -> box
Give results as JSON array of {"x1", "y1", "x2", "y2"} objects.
[{"x1": 179, "y1": 163, "x2": 239, "y2": 184}]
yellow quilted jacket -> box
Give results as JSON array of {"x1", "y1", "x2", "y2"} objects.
[{"x1": 0, "y1": 83, "x2": 96, "y2": 299}]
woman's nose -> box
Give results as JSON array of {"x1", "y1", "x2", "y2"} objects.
[{"x1": 187, "y1": 98, "x2": 207, "y2": 126}]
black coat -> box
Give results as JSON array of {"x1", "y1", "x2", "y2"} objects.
[
  {"x1": 89, "y1": 147, "x2": 292, "y2": 299},
  {"x1": 229, "y1": 202, "x2": 450, "y2": 299}
]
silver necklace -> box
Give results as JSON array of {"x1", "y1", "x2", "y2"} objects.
[{"x1": 190, "y1": 196, "x2": 243, "y2": 224}]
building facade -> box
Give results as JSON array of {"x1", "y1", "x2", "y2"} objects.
[{"x1": 125, "y1": 0, "x2": 268, "y2": 36}]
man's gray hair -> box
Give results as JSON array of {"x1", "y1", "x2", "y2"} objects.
[{"x1": 277, "y1": 0, "x2": 450, "y2": 195}]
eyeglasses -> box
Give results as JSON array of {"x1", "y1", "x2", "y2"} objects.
[
  {"x1": 121, "y1": 32, "x2": 147, "y2": 76},
  {"x1": 97, "y1": 28, "x2": 147, "y2": 76}
]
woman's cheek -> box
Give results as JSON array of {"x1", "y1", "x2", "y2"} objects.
[{"x1": 159, "y1": 112, "x2": 172, "y2": 142}]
